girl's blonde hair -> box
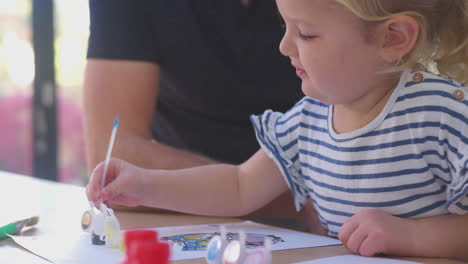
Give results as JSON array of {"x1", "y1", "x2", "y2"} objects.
[{"x1": 336, "y1": 0, "x2": 468, "y2": 85}]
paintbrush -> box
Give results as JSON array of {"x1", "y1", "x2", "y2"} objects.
[{"x1": 0, "y1": 216, "x2": 40, "y2": 239}]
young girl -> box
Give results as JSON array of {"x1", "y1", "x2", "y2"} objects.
[{"x1": 87, "y1": 0, "x2": 468, "y2": 260}]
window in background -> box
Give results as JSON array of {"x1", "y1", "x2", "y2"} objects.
[
  {"x1": 0, "y1": 1, "x2": 89, "y2": 185},
  {"x1": 54, "y1": 0, "x2": 89, "y2": 185},
  {"x1": 0, "y1": 1, "x2": 35, "y2": 178}
]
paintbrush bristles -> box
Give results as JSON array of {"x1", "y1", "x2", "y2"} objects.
[
  {"x1": 14, "y1": 216, "x2": 40, "y2": 232},
  {"x1": 25, "y1": 216, "x2": 40, "y2": 227}
]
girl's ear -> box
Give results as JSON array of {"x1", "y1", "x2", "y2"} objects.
[{"x1": 378, "y1": 15, "x2": 420, "y2": 64}]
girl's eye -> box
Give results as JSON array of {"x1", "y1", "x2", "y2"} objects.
[{"x1": 299, "y1": 33, "x2": 317, "y2": 41}]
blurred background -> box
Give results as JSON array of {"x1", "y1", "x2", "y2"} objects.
[{"x1": 0, "y1": 1, "x2": 89, "y2": 185}]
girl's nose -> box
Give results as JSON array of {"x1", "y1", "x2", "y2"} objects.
[{"x1": 279, "y1": 32, "x2": 296, "y2": 58}]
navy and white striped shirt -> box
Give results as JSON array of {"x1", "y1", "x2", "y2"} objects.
[{"x1": 251, "y1": 71, "x2": 468, "y2": 237}]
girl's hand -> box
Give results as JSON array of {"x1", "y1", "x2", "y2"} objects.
[
  {"x1": 338, "y1": 209, "x2": 416, "y2": 257},
  {"x1": 86, "y1": 158, "x2": 149, "y2": 207}
]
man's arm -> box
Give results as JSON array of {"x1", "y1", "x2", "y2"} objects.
[{"x1": 83, "y1": 59, "x2": 218, "y2": 173}]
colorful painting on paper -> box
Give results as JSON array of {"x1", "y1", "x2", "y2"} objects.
[{"x1": 161, "y1": 232, "x2": 284, "y2": 251}]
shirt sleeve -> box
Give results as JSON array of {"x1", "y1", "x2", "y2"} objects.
[
  {"x1": 250, "y1": 100, "x2": 310, "y2": 211},
  {"x1": 446, "y1": 112, "x2": 468, "y2": 215},
  {"x1": 87, "y1": 0, "x2": 160, "y2": 63}
]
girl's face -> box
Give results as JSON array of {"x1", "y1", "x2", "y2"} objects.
[{"x1": 277, "y1": 0, "x2": 387, "y2": 105}]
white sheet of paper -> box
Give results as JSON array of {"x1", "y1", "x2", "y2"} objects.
[
  {"x1": 11, "y1": 233, "x2": 122, "y2": 264},
  {"x1": 156, "y1": 221, "x2": 341, "y2": 260},
  {"x1": 11, "y1": 221, "x2": 341, "y2": 263},
  {"x1": 293, "y1": 255, "x2": 422, "y2": 264},
  {"x1": 0, "y1": 245, "x2": 51, "y2": 264}
]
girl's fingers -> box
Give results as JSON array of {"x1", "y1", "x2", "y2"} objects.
[
  {"x1": 86, "y1": 162, "x2": 105, "y2": 202},
  {"x1": 88, "y1": 158, "x2": 142, "y2": 206},
  {"x1": 101, "y1": 171, "x2": 128, "y2": 202},
  {"x1": 359, "y1": 234, "x2": 384, "y2": 257},
  {"x1": 345, "y1": 226, "x2": 368, "y2": 254},
  {"x1": 87, "y1": 158, "x2": 121, "y2": 200},
  {"x1": 338, "y1": 220, "x2": 358, "y2": 245}
]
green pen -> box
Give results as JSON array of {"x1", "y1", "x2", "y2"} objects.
[{"x1": 0, "y1": 216, "x2": 40, "y2": 239}]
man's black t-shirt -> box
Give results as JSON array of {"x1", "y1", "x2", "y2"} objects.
[{"x1": 87, "y1": 0, "x2": 302, "y2": 164}]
